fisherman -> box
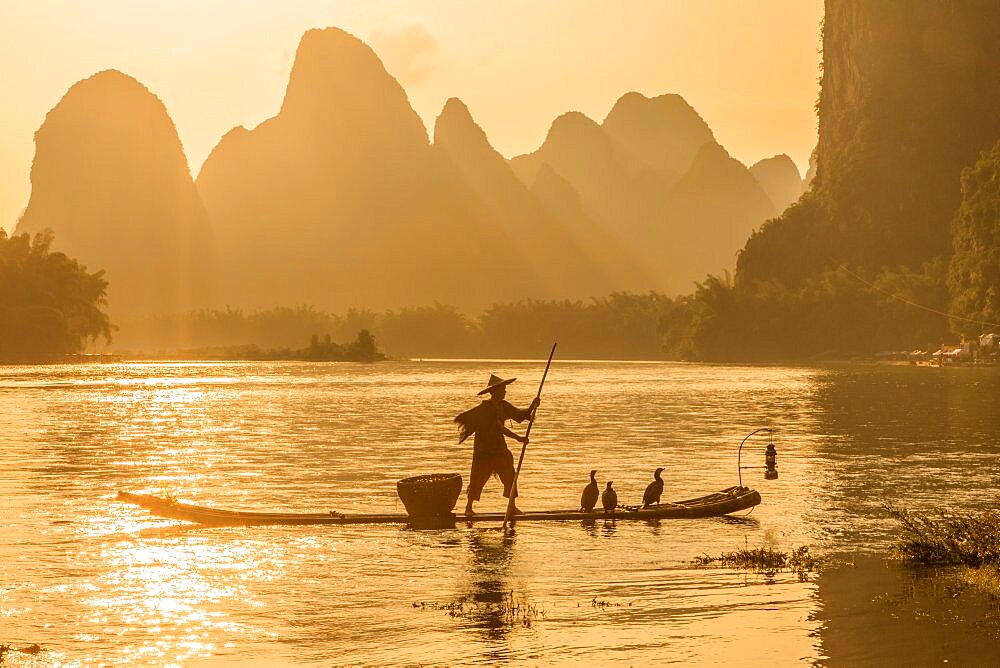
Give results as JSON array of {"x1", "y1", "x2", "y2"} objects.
[{"x1": 455, "y1": 373, "x2": 540, "y2": 516}]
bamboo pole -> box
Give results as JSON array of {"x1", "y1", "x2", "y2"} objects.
[{"x1": 502, "y1": 342, "x2": 557, "y2": 531}]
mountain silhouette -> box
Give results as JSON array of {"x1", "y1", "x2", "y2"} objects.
[
  {"x1": 432, "y1": 98, "x2": 645, "y2": 295},
  {"x1": 510, "y1": 94, "x2": 778, "y2": 294},
  {"x1": 749, "y1": 154, "x2": 804, "y2": 214},
  {"x1": 15, "y1": 28, "x2": 803, "y2": 316},
  {"x1": 511, "y1": 110, "x2": 664, "y2": 278},
  {"x1": 602, "y1": 92, "x2": 715, "y2": 182},
  {"x1": 663, "y1": 143, "x2": 778, "y2": 281},
  {"x1": 14, "y1": 70, "x2": 214, "y2": 315},
  {"x1": 197, "y1": 27, "x2": 542, "y2": 310}
]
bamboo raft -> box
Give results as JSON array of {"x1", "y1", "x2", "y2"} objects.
[{"x1": 116, "y1": 486, "x2": 760, "y2": 527}]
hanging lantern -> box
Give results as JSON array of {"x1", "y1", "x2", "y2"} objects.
[{"x1": 764, "y1": 441, "x2": 778, "y2": 480}]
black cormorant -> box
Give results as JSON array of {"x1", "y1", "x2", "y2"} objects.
[
  {"x1": 580, "y1": 470, "x2": 599, "y2": 512},
  {"x1": 642, "y1": 467, "x2": 665, "y2": 508},
  {"x1": 601, "y1": 481, "x2": 617, "y2": 515}
]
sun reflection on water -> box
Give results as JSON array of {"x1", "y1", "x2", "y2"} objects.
[{"x1": 63, "y1": 531, "x2": 289, "y2": 665}]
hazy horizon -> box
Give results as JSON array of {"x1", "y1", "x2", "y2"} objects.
[{"x1": 0, "y1": 0, "x2": 823, "y2": 233}]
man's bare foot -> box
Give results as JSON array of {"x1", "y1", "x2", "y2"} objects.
[
  {"x1": 464, "y1": 506, "x2": 476, "y2": 516},
  {"x1": 510, "y1": 506, "x2": 524, "y2": 515}
]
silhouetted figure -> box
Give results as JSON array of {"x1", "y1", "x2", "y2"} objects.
[
  {"x1": 455, "y1": 374, "x2": 539, "y2": 516},
  {"x1": 601, "y1": 481, "x2": 617, "y2": 517},
  {"x1": 642, "y1": 468, "x2": 665, "y2": 508},
  {"x1": 580, "y1": 470, "x2": 599, "y2": 512}
]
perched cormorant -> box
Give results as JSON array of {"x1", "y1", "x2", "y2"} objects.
[
  {"x1": 601, "y1": 481, "x2": 617, "y2": 515},
  {"x1": 642, "y1": 467, "x2": 665, "y2": 508},
  {"x1": 580, "y1": 470, "x2": 599, "y2": 512}
]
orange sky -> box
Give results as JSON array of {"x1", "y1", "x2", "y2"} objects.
[{"x1": 0, "y1": 1, "x2": 823, "y2": 233}]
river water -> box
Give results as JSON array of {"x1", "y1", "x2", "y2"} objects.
[{"x1": 1, "y1": 361, "x2": 998, "y2": 665}]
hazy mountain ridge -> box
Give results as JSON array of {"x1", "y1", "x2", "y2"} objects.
[
  {"x1": 510, "y1": 92, "x2": 794, "y2": 294},
  {"x1": 664, "y1": 143, "x2": 780, "y2": 275},
  {"x1": 14, "y1": 69, "x2": 214, "y2": 315},
  {"x1": 432, "y1": 98, "x2": 646, "y2": 295},
  {"x1": 15, "y1": 27, "x2": 803, "y2": 316},
  {"x1": 196, "y1": 27, "x2": 542, "y2": 310},
  {"x1": 602, "y1": 91, "x2": 716, "y2": 182}
]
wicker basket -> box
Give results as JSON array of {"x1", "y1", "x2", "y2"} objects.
[{"x1": 396, "y1": 473, "x2": 463, "y2": 517}]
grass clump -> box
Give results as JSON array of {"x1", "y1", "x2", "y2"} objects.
[
  {"x1": 412, "y1": 591, "x2": 544, "y2": 628},
  {"x1": 885, "y1": 505, "x2": 1000, "y2": 567},
  {"x1": 0, "y1": 644, "x2": 43, "y2": 663},
  {"x1": 693, "y1": 545, "x2": 821, "y2": 574},
  {"x1": 591, "y1": 598, "x2": 632, "y2": 608}
]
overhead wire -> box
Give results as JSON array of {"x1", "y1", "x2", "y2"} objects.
[{"x1": 835, "y1": 263, "x2": 1000, "y2": 330}]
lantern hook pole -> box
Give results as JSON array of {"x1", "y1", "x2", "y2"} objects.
[{"x1": 737, "y1": 427, "x2": 774, "y2": 487}]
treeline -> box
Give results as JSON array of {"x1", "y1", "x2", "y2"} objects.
[
  {"x1": 107, "y1": 294, "x2": 678, "y2": 360},
  {"x1": 104, "y1": 257, "x2": 977, "y2": 361},
  {"x1": 0, "y1": 229, "x2": 112, "y2": 362},
  {"x1": 662, "y1": 262, "x2": 951, "y2": 361},
  {"x1": 112, "y1": 305, "x2": 375, "y2": 351}
]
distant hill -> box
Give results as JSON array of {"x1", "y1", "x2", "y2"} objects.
[
  {"x1": 510, "y1": 111, "x2": 661, "y2": 275},
  {"x1": 664, "y1": 143, "x2": 779, "y2": 278},
  {"x1": 432, "y1": 97, "x2": 647, "y2": 295},
  {"x1": 14, "y1": 70, "x2": 214, "y2": 315},
  {"x1": 197, "y1": 28, "x2": 554, "y2": 311},
  {"x1": 749, "y1": 154, "x2": 804, "y2": 214},
  {"x1": 511, "y1": 92, "x2": 780, "y2": 294},
  {"x1": 602, "y1": 91, "x2": 715, "y2": 182}
]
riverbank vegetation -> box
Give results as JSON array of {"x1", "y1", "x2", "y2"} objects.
[
  {"x1": 0, "y1": 230, "x2": 112, "y2": 362},
  {"x1": 948, "y1": 139, "x2": 1000, "y2": 338},
  {"x1": 412, "y1": 591, "x2": 544, "y2": 628},
  {"x1": 887, "y1": 505, "x2": 1000, "y2": 597},
  {"x1": 887, "y1": 506, "x2": 1000, "y2": 568},
  {"x1": 105, "y1": 272, "x2": 957, "y2": 361},
  {"x1": 107, "y1": 294, "x2": 677, "y2": 360},
  {"x1": 693, "y1": 138, "x2": 1000, "y2": 363}
]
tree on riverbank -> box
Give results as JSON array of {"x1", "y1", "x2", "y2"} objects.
[
  {"x1": 0, "y1": 230, "x2": 112, "y2": 360},
  {"x1": 949, "y1": 140, "x2": 1000, "y2": 336}
]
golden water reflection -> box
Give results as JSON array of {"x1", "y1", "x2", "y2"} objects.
[{"x1": 2, "y1": 361, "x2": 999, "y2": 664}]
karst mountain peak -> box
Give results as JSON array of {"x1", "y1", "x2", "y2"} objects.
[
  {"x1": 602, "y1": 91, "x2": 716, "y2": 179},
  {"x1": 279, "y1": 27, "x2": 428, "y2": 147},
  {"x1": 15, "y1": 67, "x2": 214, "y2": 316}
]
